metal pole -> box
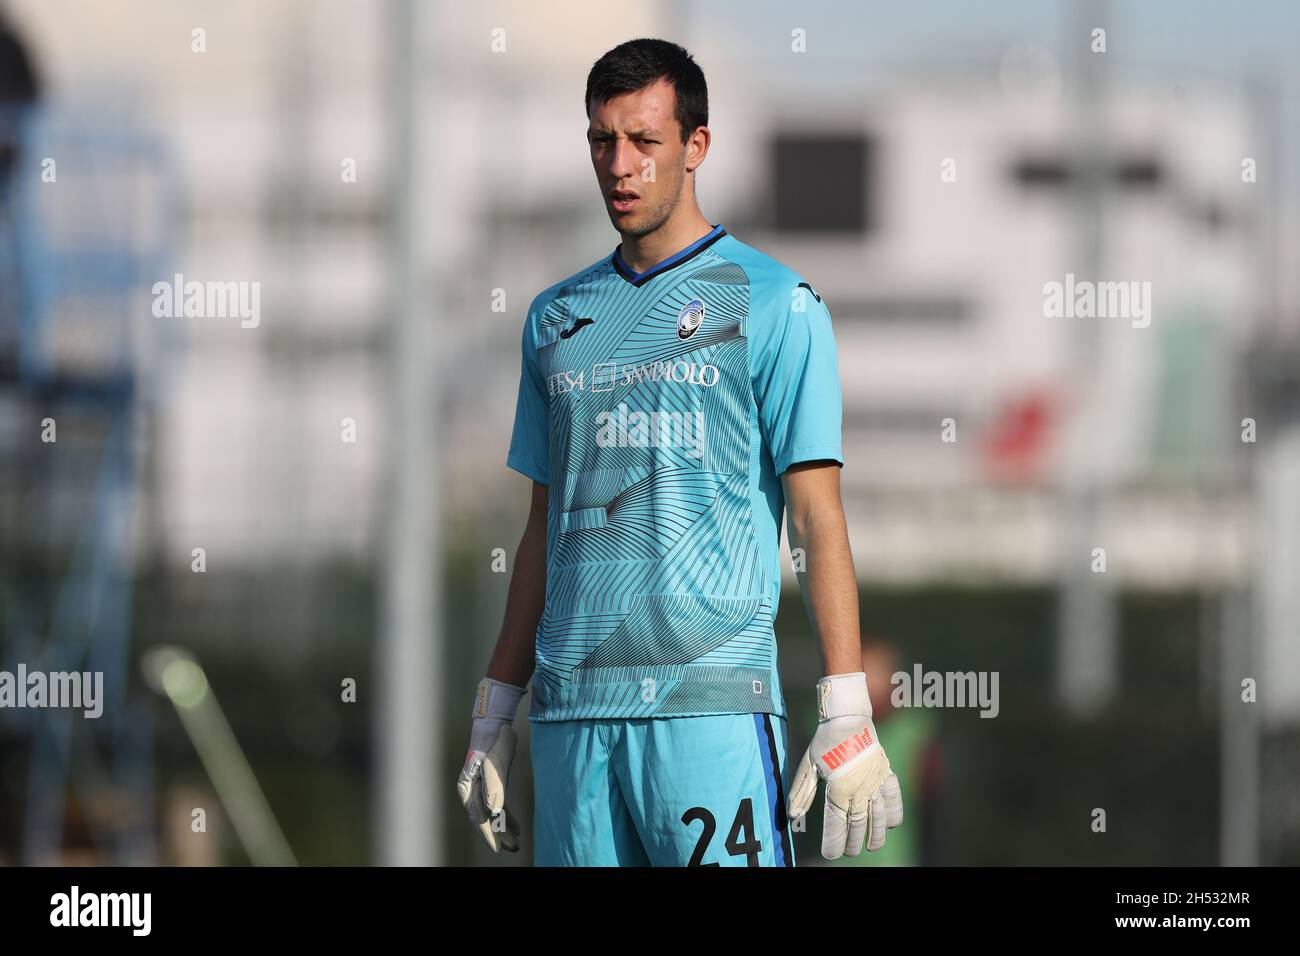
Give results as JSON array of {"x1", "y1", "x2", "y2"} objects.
[
  {"x1": 142, "y1": 647, "x2": 297, "y2": 866},
  {"x1": 1218, "y1": 61, "x2": 1281, "y2": 870},
  {"x1": 1057, "y1": 0, "x2": 1118, "y2": 717},
  {"x1": 377, "y1": 0, "x2": 440, "y2": 866}
]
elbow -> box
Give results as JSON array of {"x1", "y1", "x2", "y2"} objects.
[
  {"x1": 786, "y1": 496, "x2": 845, "y2": 544},
  {"x1": 785, "y1": 503, "x2": 810, "y2": 545}
]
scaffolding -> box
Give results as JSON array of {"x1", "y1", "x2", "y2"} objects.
[{"x1": 0, "y1": 104, "x2": 176, "y2": 863}]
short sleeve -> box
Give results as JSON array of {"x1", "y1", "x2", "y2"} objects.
[
  {"x1": 506, "y1": 303, "x2": 550, "y2": 484},
  {"x1": 751, "y1": 281, "x2": 844, "y2": 475}
]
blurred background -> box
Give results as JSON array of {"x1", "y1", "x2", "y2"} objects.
[{"x1": 0, "y1": 0, "x2": 1297, "y2": 866}]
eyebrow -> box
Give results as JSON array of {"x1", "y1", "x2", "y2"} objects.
[{"x1": 587, "y1": 127, "x2": 663, "y2": 138}]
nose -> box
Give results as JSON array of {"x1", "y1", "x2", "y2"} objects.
[{"x1": 607, "y1": 135, "x2": 637, "y2": 182}]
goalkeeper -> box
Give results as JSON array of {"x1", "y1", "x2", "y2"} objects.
[{"x1": 457, "y1": 37, "x2": 902, "y2": 866}]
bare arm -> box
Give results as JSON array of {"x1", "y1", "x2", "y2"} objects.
[
  {"x1": 485, "y1": 480, "x2": 548, "y2": 688},
  {"x1": 783, "y1": 462, "x2": 904, "y2": 858},
  {"x1": 782, "y1": 462, "x2": 860, "y2": 677}
]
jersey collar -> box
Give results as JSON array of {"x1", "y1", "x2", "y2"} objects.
[{"x1": 610, "y1": 224, "x2": 727, "y2": 287}]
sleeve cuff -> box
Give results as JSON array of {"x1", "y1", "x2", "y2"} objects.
[
  {"x1": 776, "y1": 446, "x2": 844, "y2": 476},
  {"x1": 506, "y1": 453, "x2": 549, "y2": 485}
]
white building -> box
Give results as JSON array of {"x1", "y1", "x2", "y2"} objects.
[{"x1": 6, "y1": 1, "x2": 1282, "y2": 594}]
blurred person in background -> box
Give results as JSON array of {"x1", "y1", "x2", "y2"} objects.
[
  {"x1": 0, "y1": 3, "x2": 39, "y2": 854},
  {"x1": 0, "y1": 3, "x2": 38, "y2": 365},
  {"x1": 826, "y1": 637, "x2": 943, "y2": 868},
  {"x1": 0, "y1": 4, "x2": 38, "y2": 191}
]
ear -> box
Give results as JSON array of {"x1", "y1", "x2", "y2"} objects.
[{"x1": 685, "y1": 126, "x2": 711, "y2": 173}]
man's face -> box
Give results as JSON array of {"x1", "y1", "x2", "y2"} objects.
[{"x1": 587, "y1": 78, "x2": 692, "y2": 239}]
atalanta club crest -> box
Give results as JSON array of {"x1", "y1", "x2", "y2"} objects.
[{"x1": 677, "y1": 298, "x2": 705, "y2": 339}]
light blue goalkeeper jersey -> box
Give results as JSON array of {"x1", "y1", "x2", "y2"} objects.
[{"x1": 507, "y1": 224, "x2": 843, "y2": 722}]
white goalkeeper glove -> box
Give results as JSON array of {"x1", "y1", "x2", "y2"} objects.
[
  {"x1": 456, "y1": 677, "x2": 526, "y2": 853},
  {"x1": 789, "y1": 671, "x2": 904, "y2": 859}
]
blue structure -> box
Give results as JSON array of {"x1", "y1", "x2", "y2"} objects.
[{"x1": 0, "y1": 104, "x2": 177, "y2": 864}]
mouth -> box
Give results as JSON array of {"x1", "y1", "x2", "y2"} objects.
[{"x1": 609, "y1": 189, "x2": 640, "y2": 214}]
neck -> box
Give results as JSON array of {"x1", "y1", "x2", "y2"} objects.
[{"x1": 619, "y1": 205, "x2": 714, "y2": 274}]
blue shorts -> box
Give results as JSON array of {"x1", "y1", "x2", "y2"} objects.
[{"x1": 530, "y1": 713, "x2": 795, "y2": 867}]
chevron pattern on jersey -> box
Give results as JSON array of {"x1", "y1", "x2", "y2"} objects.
[{"x1": 529, "y1": 241, "x2": 788, "y2": 719}]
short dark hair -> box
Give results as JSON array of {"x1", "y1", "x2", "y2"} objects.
[{"x1": 585, "y1": 38, "x2": 708, "y2": 144}]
